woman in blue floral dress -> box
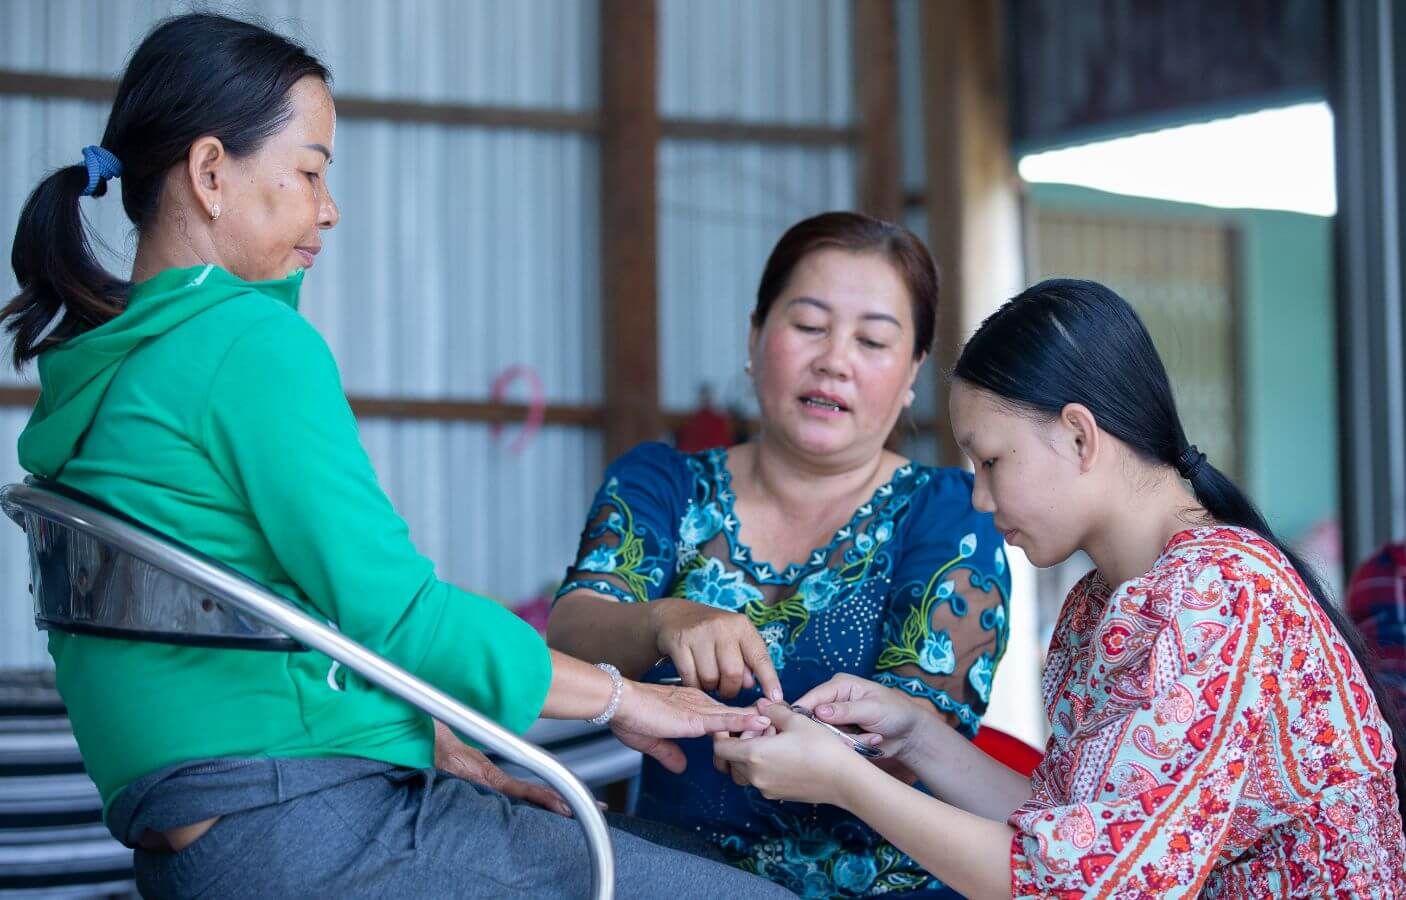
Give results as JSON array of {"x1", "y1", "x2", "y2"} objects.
[{"x1": 548, "y1": 213, "x2": 1010, "y2": 899}]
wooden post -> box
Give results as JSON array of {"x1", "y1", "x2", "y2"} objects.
[
  {"x1": 854, "y1": 0, "x2": 903, "y2": 222},
  {"x1": 600, "y1": 0, "x2": 662, "y2": 462},
  {"x1": 921, "y1": 0, "x2": 1025, "y2": 466}
]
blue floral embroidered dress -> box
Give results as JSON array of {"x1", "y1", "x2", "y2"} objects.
[{"x1": 558, "y1": 443, "x2": 1012, "y2": 899}]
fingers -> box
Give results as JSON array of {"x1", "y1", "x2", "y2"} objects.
[
  {"x1": 614, "y1": 725, "x2": 690, "y2": 773},
  {"x1": 711, "y1": 733, "x2": 748, "y2": 764},
  {"x1": 695, "y1": 708, "x2": 770, "y2": 735},
  {"x1": 739, "y1": 631, "x2": 784, "y2": 702},
  {"x1": 730, "y1": 762, "x2": 749, "y2": 787},
  {"x1": 755, "y1": 700, "x2": 801, "y2": 731},
  {"x1": 673, "y1": 646, "x2": 699, "y2": 690},
  {"x1": 712, "y1": 737, "x2": 757, "y2": 789},
  {"x1": 501, "y1": 777, "x2": 574, "y2": 818},
  {"x1": 716, "y1": 643, "x2": 749, "y2": 699},
  {"x1": 813, "y1": 699, "x2": 883, "y2": 729},
  {"x1": 712, "y1": 732, "x2": 731, "y2": 774},
  {"x1": 641, "y1": 736, "x2": 688, "y2": 774},
  {"x1": 793, "y1": 673, "x2": 865, "y2": 711},
  {"x1": 693, "y1": 644, "x2": 720, "y2": 694}
]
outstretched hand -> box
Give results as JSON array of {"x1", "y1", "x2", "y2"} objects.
[
  {"x1": 611, "y1": 680, "x2": 770, "y2": 773},
  {"x1": 711, "y1": 700, "x2": 867, "y2": 807}
]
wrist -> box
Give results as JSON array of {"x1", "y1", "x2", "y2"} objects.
[
  {"x1": 894, "y1": 711, "x2": 938, "y2": 766},
  {"x1": 647, "y1": 598, "x2": 678, "y2": 651},
  {"x1": 586, "y1": 662, "x2": 625, "y2": 725},
  {"x1": 832, "y1": 753, "x2": 884, "y2": 812}
]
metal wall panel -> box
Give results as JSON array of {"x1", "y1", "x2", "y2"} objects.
[
  {"x1": 0, "y1": 103, "x2": 603, "y2": 402},
  {"x1": 657, "y1": 139, "x2": 856, "y2": 414},
  {"x1": 0, "y1": 0, "x2": 598, "y2": 110},
  {"x1": 300, "y1": 120, "x2": 602, "y2": 402},
  {"x1": 358, "y1": 421, "x2": 604, "y2": 605},
  {"x1": 658, "y1": 0, "x2": 853, "y2": 125}
]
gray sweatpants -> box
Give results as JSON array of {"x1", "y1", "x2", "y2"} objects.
[{"x1": 129, "y1": 765, "x2": 793, "y2": 899}]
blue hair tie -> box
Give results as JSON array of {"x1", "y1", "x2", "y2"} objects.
[{"x1": 80, "y1": 145, "x2": 123, "y2": 196}]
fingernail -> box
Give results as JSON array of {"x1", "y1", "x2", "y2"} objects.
[
  {"x1": 818, "y1": 705, "x2": 832, "y2": 716},
  {"x1": 756, "y1": 716, "x2": 770, "y2": 726},
  {"x1": 770, "y1": 688, "x2": 783, "y2": 701}
]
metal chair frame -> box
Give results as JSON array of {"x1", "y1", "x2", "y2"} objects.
[{"x1": 0, "y1": 479, "x2": 615, "y2": 899}]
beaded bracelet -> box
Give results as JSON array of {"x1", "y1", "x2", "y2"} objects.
[{"x1": 587, "y1": 662, "x2": 624, "y2": 725}]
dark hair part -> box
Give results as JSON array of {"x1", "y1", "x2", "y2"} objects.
[
  {"x1": 4, "y1": 13, "x2": 330, "y2": 367},
  {"x1": 955, "y1": 277, "x2": 1406, "y2": 829},
  {"x1": 752, "y1": 211, "x2": 940, "y2": 359}
]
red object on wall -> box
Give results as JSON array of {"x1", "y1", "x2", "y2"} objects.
[
  {"x1": 972, "y1": 725, "x2": 1044, "y2": 777},
  {"x1": 676, "y1": 385, "x2": 734, "y2": 452}
]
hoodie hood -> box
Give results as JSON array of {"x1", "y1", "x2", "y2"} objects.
[{"x1": 19, "y1": 264, "x2": 303, "y2": 478}]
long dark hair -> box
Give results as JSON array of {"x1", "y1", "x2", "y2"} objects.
[
  {"x1": 753, "y1": 211, "x2": 940, "y2": 359},
  {"x1": 955, "y1": 277, "x2": 1406, "y2": 828},
  {"x1": 4, "y1": 13, "x2": 329, "y2": 368}
]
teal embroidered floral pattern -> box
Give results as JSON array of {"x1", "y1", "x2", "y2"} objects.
[
  {"x1": 876, "y1": 537, "x2": 1011, "y2": 690},
  {"x1": 559, "y1": 443, "x2": 1011, "y2": 898},
  {"x1": 685, "y1": 557, "x2": 764, "y2": 611}
]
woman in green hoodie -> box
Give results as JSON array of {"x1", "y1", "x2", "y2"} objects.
[{"x1": 3, "y1": 13, "x2": 789, "y2": 899}]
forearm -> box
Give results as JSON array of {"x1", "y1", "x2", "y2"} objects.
[
  {"x1": 901, "y1": 715, "x2": 1031, "y2": 821},
  {"x1": 837, "y1": 762, "x2": 1015, "y2": 900},
  {"x1": 546, "y1": 592, "x2": 663, "y2": 678}
]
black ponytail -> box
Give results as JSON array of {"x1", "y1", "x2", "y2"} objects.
[
  {"x1": 4, "y1": 13, "x2": 329, "y2": 368},
  {"x1": 955, "y1": 277, "x2": 1406, "y2": 830},
  {"x1": 5, "y1": 165, "x2": 128, "y2": 367}
]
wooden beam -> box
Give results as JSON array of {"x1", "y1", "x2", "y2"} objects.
[
  {"x1": 347, "y1": 398, "x2": 603, "y2": 427},
  {"x1": 660, "y1": 118, "x2": 856, "y2": 146},
  {"x1": 853, "y1": 0, "x2": 904, "y2": 221},
  {"x1": 0, "y1": 387, "x2": 603, "y2": 426},
  {"x1": 0, "y1": 68, "x2": 598, "y2": 134},
  {"x1": 920, "y1": 0, "x2": 1025, "y2": 466},
  {"x1": 0, "y1": 68, "x2": 857, "y2": 146},
  {"x1": 599, "y1": 0, "x2": 662, "y2": 461}
]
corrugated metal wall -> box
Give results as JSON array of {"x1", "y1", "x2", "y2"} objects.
[
  {"x1": 656, "y1": 0, "x2": 859, "y2": 416},
  {"x1": 0, "y1": 0, "x2": 604, "y2": 669}
]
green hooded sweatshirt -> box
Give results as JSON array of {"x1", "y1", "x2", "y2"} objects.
[{"x1": 20, "y1": 264, "x2": 552, "y2": 819}]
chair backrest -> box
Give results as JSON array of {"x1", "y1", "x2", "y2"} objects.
[
  {"x1": 0, "y1": 479, "x2": 615, "y2": 899},
  {"x1": 4, "y1": 479, "x2": 301, "y2": 651}
]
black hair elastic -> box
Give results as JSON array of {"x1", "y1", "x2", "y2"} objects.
[{"x1": 1176, "y1": 444, "x2": 1207, "y2": 481}]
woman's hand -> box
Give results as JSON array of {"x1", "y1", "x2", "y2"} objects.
[
  {"x1": 434, "y1": 720, "x2": 587, "y2": 817},
  {"x1": 609, "y1": 679, "x2": 770, "y2": 773},
  {"x1": 712, "y1": 701, "x2": 867, "y2": 807},
  {"x1": 647, "y1": 598, "x2": 784, "y2": 701},
  {"x1": 793, "y1": 673, "x2": 937, "y2": 764}
]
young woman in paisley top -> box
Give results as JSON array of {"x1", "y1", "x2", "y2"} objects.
[
  {"x1": 715, "y1": 278, "x2": 1406, "y2": 898},
  {"x1": 548, "y1": 212, "x2": 1011, "y2": 898}
]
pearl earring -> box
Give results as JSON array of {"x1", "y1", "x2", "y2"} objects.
[
  {"x1": 744, "y1": 359, "x2": 753, "y2": 375},
  {"x1": 905, "y1": 389, "x2": 915, "y2": 405},
  {"x1": 210, "y1": 203, "x2": 221, "y2": 221}
]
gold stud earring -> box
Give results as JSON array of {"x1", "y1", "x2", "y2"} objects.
[{"x1": 210, "y1": 203, "x2": 221, "y2": 221}]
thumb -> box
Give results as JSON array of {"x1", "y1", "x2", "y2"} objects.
[
  {"x1": 762, "y1": 701, "x2": 802, "y2": 731},
  {"x1": 813, "y1": 699, "x2": 882, "y2": 729},
  {"x1": 616, "y1": 729, "x2": 689, "y2": 774}
]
